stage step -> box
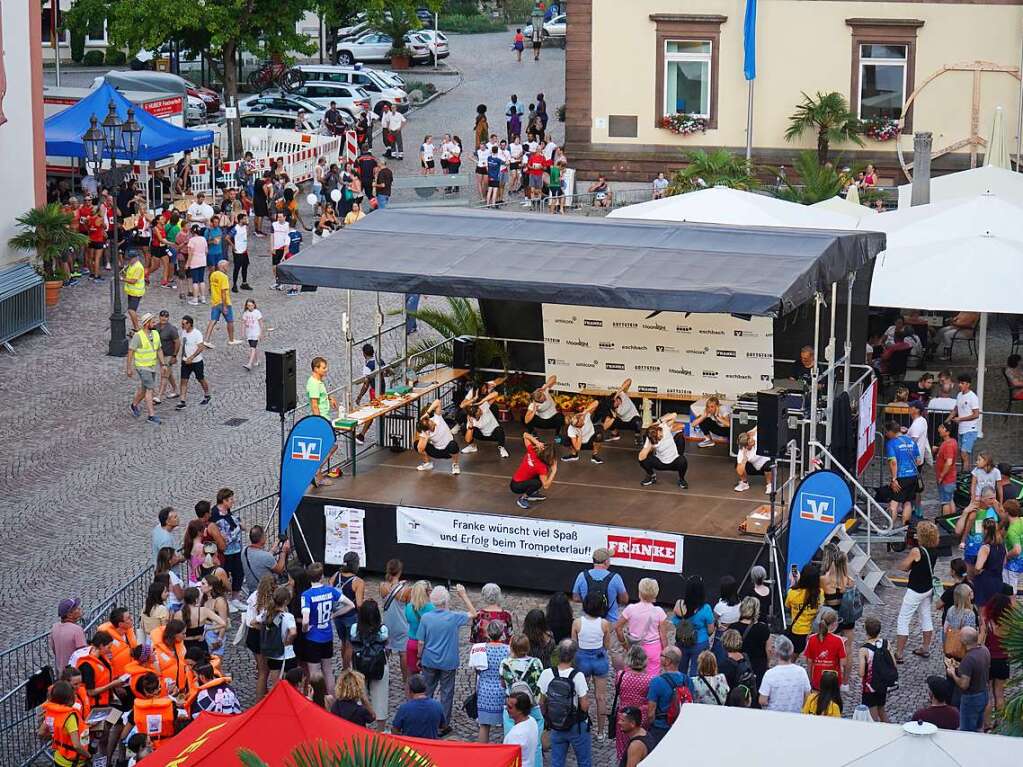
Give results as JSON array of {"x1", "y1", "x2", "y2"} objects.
[{"x1": 824, "y1": 523, "x2": 892, "y2": 606}]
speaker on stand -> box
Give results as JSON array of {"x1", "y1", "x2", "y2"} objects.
[{"x1": 266, "y1": 349, "x2": 298, "y2": 447}]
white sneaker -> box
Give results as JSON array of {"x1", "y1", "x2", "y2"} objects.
[
  {"x1": 228, "y1": 339, "x2": 243, "y2": 346},
  {"x1": 765, "y1": 482, "x2": 773, "y2": 494},
  {"x1": 460, "y1": 444, "x2": 478, "y2": 454},
  {"x1": 417, "y1": 462, "x2": 434, "y2": 471},
  {"x1": 698, "y1": 437, "x2": 715, "y2": 448},
  {"x1": 498, "y1": 446, "x2": 510, "y2": 458},
  {"x1": 734, "y1": 481, "x2": 750, "y2": 492},
  {"x1": 450, "y1": 424, "x2": 461, "y2": 435},
  {"x1": 451, "y1": 463, "x2": 461, "y2": 475},
  {"x1": 204, "y1": 341, "x2": 216, "y2": 349}
]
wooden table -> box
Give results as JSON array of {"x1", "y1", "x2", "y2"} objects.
[{"x1": 332, "y1": 367, "x2": 468, "y2": 475}]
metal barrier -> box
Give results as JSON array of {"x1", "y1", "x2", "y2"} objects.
[{"x1": 0, "y1": 263, "x2": 47, "y2": 354}]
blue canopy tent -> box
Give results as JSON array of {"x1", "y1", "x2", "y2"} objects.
[{"x1": 44, "y1": 81, "x2": 214, "y2": 160}]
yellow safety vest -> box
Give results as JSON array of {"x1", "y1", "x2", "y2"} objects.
[
  {"x1": 134, "y1": 329, "x2": 161, "y2": 369},
  {"x1": 124, "y1": 261, "x2": 146, "y2": 297}
]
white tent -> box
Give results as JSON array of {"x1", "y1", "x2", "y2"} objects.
[
  {"x1": 641, "y1": 704, "x2": 1020, "y2": 767},
  {"x1": 812, "y1": 195, "x2": 879, "y2": 220},
  {"x1": 609, "y1": 186, "x2": 860, "y2": 229},
  {"x1": 897, "y1": 164, "x2": 1023, "y2": 208}
]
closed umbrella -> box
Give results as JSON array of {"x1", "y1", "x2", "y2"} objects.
[{"x1": 986, "y1": 106, "x2": 1011, "y2": 169}]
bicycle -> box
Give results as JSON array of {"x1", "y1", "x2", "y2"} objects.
[{"x1": 246, "y1": 61, "x2": 306, "y2": 92}]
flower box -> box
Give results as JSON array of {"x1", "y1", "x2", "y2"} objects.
[
  {"x1": 863, "y1": 118, "x2": 900, "y2": 142},
  {"x1": 660, "y1": 113, "x2": 708, "y2": 135}
]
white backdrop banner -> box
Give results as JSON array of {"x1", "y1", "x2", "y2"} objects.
[
  {"x1": 396, "y1": 506, "x2": 684, "y2": 572},
  {"x1": 541, "y1": 305, "x2": 774, "y2": 400}
]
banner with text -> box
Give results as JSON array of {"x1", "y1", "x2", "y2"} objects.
[
  {"x1": 396, "y1": 506, "x2": 684, "y2": 572},
  {"x1": 541, "y1": 305, "x2": 774, "y2": 401}
]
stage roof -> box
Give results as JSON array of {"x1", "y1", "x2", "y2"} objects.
[{"x1": 277, "y1": 208, "x2": 885, "y2": 316}]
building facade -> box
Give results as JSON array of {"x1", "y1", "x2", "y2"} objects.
[{"x1": 566, "y1": 0, "x2": 1023, "y2": 181}]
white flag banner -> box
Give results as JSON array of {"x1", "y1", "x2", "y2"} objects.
[
  {"x1": 541, "y1": 304, "x2": 774, "y2": 400},
  {"x1": 396, "y1": 506, "x2": 683, "y2": 572}
]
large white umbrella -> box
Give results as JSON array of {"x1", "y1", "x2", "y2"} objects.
[
  {"x1": 896, "y1": 164, "x2": 1023, "y2": 208},
  {"x1": 609, "y1": 186, "x2": 859, "y2": 229},
  {"x1": 811, "y1": 194, "x2": 878, "y2": 220},
  {"x1": 986, "y1": 106, "x2": 1011, "y2": 170}
]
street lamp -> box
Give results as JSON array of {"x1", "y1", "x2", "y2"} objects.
[{"x1": 83, "y1": 101, "x2": 143, "y2": 357}]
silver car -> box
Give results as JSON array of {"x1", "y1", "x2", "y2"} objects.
[
  {"x1": 296, "y1": 64, "x2": 410, "y2": 115},
  {"x1": 335, "y1": 31, "x2": 431, "y2": 66}
]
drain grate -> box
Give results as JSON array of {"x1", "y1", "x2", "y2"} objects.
[{"x1": 223, "y1": 418, "x2": 249, "y2": 427}]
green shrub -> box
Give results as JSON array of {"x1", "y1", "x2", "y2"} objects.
[
  {"x1": 443, "y1": 0, "x2": 480, "y2": 13},
  {"x1": 82, "y1": 50, "x2": 105, "y2": 66},
  {"x1": 105, "y1": 46, "x2": 127, "y2": 65},
  {"x1": 442, "y1": 13, "x2": 507, "y2": 33},
  {"x1": 70, "y1": 28, "x2": 86, "y2": 63},
  {"x1": 499, "y1": 0, "x2": 534, "y2": 23},
  {"x1": 402, "y1": 80, "x2": 438, "y2": 99}
]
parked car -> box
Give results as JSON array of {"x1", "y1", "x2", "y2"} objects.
[
  {"x1": 238, "y1": 91, "x2": 327, "y2": 123},
  {"x1": 187, "y1": 85, "x2": 222, "y2": 115},
  {"x1": 239, "y1": 110, "x2": 325, "y2": 130},
  {"x1": 185, "y1": 94, "x2": 207, "y2": 125},
  {"x1": 287, "y1": 82, "x2": 372, "y2": 118},
  {"x1": 522, "y1": 14, "x2": 566, "y2": 43},
  {"x1": 411, "y1": 30, "x2": 449, "y2": 60},
  {"x1": 296, "y1": 64, "x2": 409, "y2": 115},
  {"x1": 335, "y1": 31, "x2": 431, "y2": 65}
]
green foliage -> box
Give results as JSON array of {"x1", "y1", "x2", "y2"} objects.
[
  {"x1": 401, "y1": 80, "x2": 437, "y2": 98},
  {"x1": 70, "y1": 28, "x2": 87, "y2": 63},
  {"x1": 500, "y1": 0, "x2": 534, "y2": 22},
  {"x1": 8, "y1": 204, "x2": 90, "y2": 281},
  {"x1": 773, "y1": 151, "x2": 846, "y2": 205},
  {"x1": 316, "y1": 0, "x2": 365, "y2": 29},
  {"x1": 83, "y1": 49, "x2": 105, "y2": 66},
  {"x1": 441, "y1": 13, "x2": 506, "y2": 33},
  {"x1": 997, "y1": 604, "x2": 1023, "y2": 735},
  {"x1": 667, "y1": 148, "x2": 756, "y2": 195},
  {"x1": 784, "y1": 91, "x2": 863, "y2": 165},
  {"x1": 368, "y1": 0, "x2": 440, "y2": 45},
  {"x1": 443, "y1": 0, "x2": 479, "y2": 13},
  {"x1": 398, "y1": 297, "x2": 506, "y2": 372},
  {"x1": 238, "y1": 737, "x2": 436, "y2": 767},
  {"x1": 106, "y1": 45, "x2": 127, "y2": 65}
]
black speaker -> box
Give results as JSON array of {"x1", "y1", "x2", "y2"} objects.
[
  {"x1": 265, "y1": 349, "x2": 297, "y2": 414},
  {"x1": 757, "y1": 388, "x2": 802, "y2": 458},
  {"x1": 452, "y1": 336, "x2": 476, "y2": 371}
]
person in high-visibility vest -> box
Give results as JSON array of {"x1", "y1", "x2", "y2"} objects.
[
  {"x1": 151, "y1": 620, "x2": 190, "y2": 699},
  {"x1": 127, "y1": 312, "x2": 165, "y2": 425},
  {"x1": 122, "y1": 250, "x2": 146, "y2": 332},
  {"x1": 185, "y1": 663, "x2": 240, "y2": 717},
  {"x1": 123, "y1": 672, "x2": 182, "y2": 751},
  {"x1": 124, "y1": 643, "x2": 165, "y2": 701},
  {"x1": 72, "y1": 630, "x2": 124, "y2": 708},
  {"x1": 39, "y1": 681, "x2": 91, "y2": 767},
  {"x1": 96, "y1": 607, "x2": 138, "y2": 677},
  {"x1": 57, "y1": 666, "x2": 92, "y2": 725}
]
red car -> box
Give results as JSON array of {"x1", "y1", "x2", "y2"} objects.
[{"x1": 187, "y1": 85, "x2": 221, "y2": 115}]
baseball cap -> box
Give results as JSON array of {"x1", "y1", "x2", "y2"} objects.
[
  {"x1": 592, "y1": 547, "x2": 610, "y2": 564},
  {"x1": 908, "y1": 399, "x2": 925, "y2": 412},
  {"x1": 58, "y1": 598, "x2": 80, "y2": 618}
]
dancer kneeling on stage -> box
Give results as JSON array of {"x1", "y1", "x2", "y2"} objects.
[
  {"x1": 459, "y1": 375, "x2": 506, "y2": 440},
  {"x1": 524, "y1": 375, "x2": 565, "y2": 441},
  {"x1": 735, "y1": 427, "x2": 773, "y2": 493},
  {"x1": 638, "y1": 413, "x2": 688, "y2": 489},
  {"x1": 511, "y1": 433, "x2": 557, "y2": 509},
  {"x1": 416, "y1": 399, "x2": 461, "y2": 475},
  {"x1": 563, "y1": 400, "x2": 604, "y2": 464},
  {"x1": 691, "y1": 396, "x2": 731, "y2": 448},
  {"x1": 461, "y1": 399, "x2": 510, "y2": 459},
  {"x1": 598, "y1": 378, "x2": 643, "y2": 446}
]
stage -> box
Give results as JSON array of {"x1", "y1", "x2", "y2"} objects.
[{"x1": 294, "y1": 423, "x2": 775, "y2": 602}]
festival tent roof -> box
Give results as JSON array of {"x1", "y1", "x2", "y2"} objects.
[
  {"x1": 44, "y1": 81, "x2": 214, "y2": 161},
  {"x1": 139, "y1": 681, "x2": 520, "y2": 767},
  {"x1": 896, "y1": 165, "x2": 1023, "y2": 208},
  {"x1": 276, "y1": 207, "x2": 885, "y2": 317},
  {"x1": 642, "y1": 704, "x2": 1020, "y2": 767},
  {"x1": 811, "y1": 195, "x2": 878, "y2": 220},
  {"x1": 606, "y1": 186, "x2": 860, "y2": 229}
]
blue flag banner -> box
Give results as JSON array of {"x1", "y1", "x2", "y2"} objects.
[
  {"x1": 743, "y1": 0, "x2": 757, "y2": 81},
  {"x1": 279, "y1": 415, "x2": 337, "y2": 536},
  {"x1": 786, "y1": 470, "x2": 854, "y2": 581}
]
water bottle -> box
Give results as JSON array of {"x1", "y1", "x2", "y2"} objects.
[{"x1": 853, "y1": 704, "x2": 873, "y2": 722}]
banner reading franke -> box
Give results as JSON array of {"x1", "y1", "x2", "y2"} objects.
[
  {"x1": 396, "y1": 506, "x2": 684, "y2": 573},
  {"x1": 541, "y1": 305, "x2": 774, "y2": 400}
]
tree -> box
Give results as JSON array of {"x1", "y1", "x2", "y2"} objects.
[
  {"x1": 315, "y1": 0, "x2": 366, "y2": 64},
  {"x1": 399, "y1": 297, "x2": 506, "y2": 372},
  {"x1": 998, "y1": 604, "x2": 1023, "y2": 735},
  {"x1": 68, "y1": 0, "x2": 317, "y2": 158},
  {"x1": 239, "y1": 738, "x2": 435, "y2": 767},
  {"x1": 366, "y1": 0, "x2": 441, "y2": 55},
  {"x1": 784, "y1": 91, "x2": 863, "y2": 165},
  {"x1": 773, "y1": 151, "x2": 846, "y2": 205},
  {"x1": 8, "y1": 204, "x2": 89, "y2": 281},
  {"x1": 667, "y1": 149, "x2": 756, "y2": 195}
]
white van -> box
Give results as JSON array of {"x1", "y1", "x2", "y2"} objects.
[{"x1": 295, "y1": 64, "x2": 409, "y2": 115}]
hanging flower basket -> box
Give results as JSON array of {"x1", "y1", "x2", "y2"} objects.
[
  {"x1": 660, "y1": 113, "x2": 708, "y2": 135},
  {"x1": 863, "y1": 118, "x2": 900, "y2": 142}
]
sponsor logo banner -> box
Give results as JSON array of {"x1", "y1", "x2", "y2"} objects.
[{"x1": 396, "y1": 506, "x2": 684, "y2": 572}]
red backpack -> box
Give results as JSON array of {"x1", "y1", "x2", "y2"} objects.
[{"x1": 662, "y1": 674, "x2": 693, "y2": 725}]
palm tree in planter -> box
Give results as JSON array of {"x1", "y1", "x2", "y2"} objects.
[
  {"x1": 774, "y1": 151, "x2": 847, "y2": 205},
  {"x1": 785, "y1": 91, "x2": 863, "y2": 165},
  {"x1": 8, "y1": 203, "x2": 89, "y2": 307},
  {"x1": 667, "y1": 149, "x2": 757, "y2": 195},
  {"x1": 399, "y1": 296, "x2": 507, "y2": 373},
  {"x1": 239, "y1": 738, "x2": 435, "y2": 767},
  {"x1": 996, "y1": 602, "x2": 1023, "y2": 734}
]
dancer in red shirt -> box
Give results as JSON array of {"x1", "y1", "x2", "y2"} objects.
[{"x1": 510, "y1": 433, "x2": 558, "y2": 510}]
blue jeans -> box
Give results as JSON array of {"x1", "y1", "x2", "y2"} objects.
[
  {"x1": 376, "y1": 194, "x2": 389, "y2": 209},
  {"x1": 551, "y1": 720, "x2": 592, "y2": 767},
  {"x1": 682, "y1": 640, "x2": 709, "y2": 676},
  {"x1": 959, "y1": 691, "x2": 988, "y2": 731},
  {"x1": 421, "y1": 666, "x2": 456, "y2": 726},
  {"x1": 405, "y1": 293, "x2": 420, "y2": 333}
]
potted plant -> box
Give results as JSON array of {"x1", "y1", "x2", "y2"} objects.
[
  {"x1": 388, "y1": 46, "x2": 412, "y2": 69},
  {"x1": 8, "y1": 203, "x2": 88, "y2": 307}
]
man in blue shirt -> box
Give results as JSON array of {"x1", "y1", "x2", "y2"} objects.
[
  {"x1": 486, "y1": 145, "x2": 504, "y2": 207},
  {"x1": 418, "y1": 584, "x2": 477, "y2": 734},
  {"x1": 885, "y1": 419, "x2": 921, "y2": 526},
  {"x1": 571, "y1": 548, "x2": 628, "y2": 622},
  {"x1": 392, "y1": 673, "x2": 446, "y2": 738},
  {"x1": 646, "y1": 646, "x2": 691, "y2": 747},
  {"x1": 300, "y1": 562, "x2": 353, "y2": 692},
  {"x1": 204, "y1": 214, "x2": 223, "y2": 271}
]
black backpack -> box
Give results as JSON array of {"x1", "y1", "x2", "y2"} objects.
[
  {"x1": 544, "y1": 669, "x2": 581, "y2": 731},
  {"x1": 583, "y1": 571, "x2": 611, "y2": 618},
  {"x1": 352, "y1": 630, "x2": 388, "y2": 681},
  {"x1": 730, "y1": 654, "x2": 758, "y2": 696},
  {"x1": 259, "y1": 613, "x2": 285, "y2": 657},
  {"x1": 863, "y1": 639, "x2": 899, "y2": 692}
]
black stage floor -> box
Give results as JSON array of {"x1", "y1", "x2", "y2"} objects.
[{"x1": 308, "y1": 424, "x2": 772, "y2": 541}]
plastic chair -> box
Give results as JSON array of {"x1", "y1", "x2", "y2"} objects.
[
  {"x1": 1006, "y1": 369, "x2": 1023, "y2": 413},
  {"x1": 881, "y1": 348, "x2": 911, "y2": 395},
  {"x1": 946, "y1": 325, "x2": 978, "y2": 360}
]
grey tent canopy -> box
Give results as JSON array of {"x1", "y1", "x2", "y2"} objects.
[{"x1": 277, "y1": 208, "x2": 885, "y2": 316}]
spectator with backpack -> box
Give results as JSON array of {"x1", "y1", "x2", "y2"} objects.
[
  {"x1": 859, "y1": 615, "x2": 899, "y2": 722},
  {"x1": 758, "y1": 635, "x2": 810, "y2": 713},
  {"x1": 673, "y1": 575, "x2": 716, "y2": 676},
  {"x1": 350, "y1": 600, "x2": 389, "y2": 731},
  {"x1": 572, "y1": 548, "x2": 628, "y2": 622},
  {"x1": 716, "y1": 629, "x2": 759, "y2": 709},
  {"x1": 258, "y1": 586, "x2": 298, "y2": 690},
  {"x1": 645, "y1": 645, "x2": 691, "y2": 748},
  {"x1": 539, "y1": 639, "x2": 592, "y2": 767},
  {"x1": 418, "y1": 585, "x2": 477, "y2": 736}
]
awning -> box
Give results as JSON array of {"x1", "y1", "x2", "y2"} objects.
[{"x1": 277, "y1": 208, "x2": 885, "y2": 316}]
